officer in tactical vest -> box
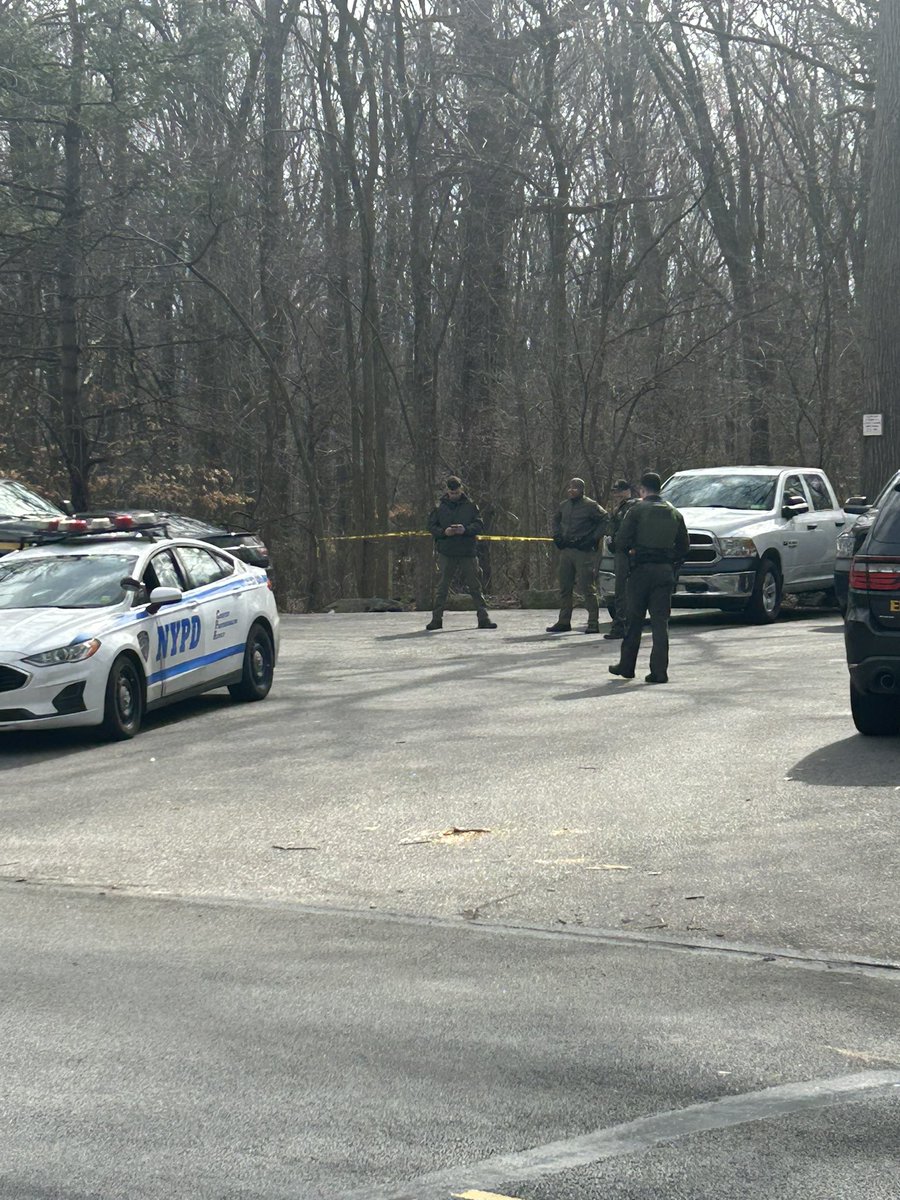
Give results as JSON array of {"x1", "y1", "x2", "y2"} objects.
[
  {"x1": 426, "y1": 476, "x2": 497, "y2": 631},
  {"x1": 608, "y1": 471, "x2": 689, "y2": 683},
  {"x1": 546, "y1": 478, "x2": 608, "y2": 634},
  {"x1": 604, "y1": 479, "x2": 639, "y2": 640}
]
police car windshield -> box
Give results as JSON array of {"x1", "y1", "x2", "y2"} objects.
[
  {"x1": 0, "y1": 554, "x2": 137, "y2": 609},
  {"x1": 662, "y1": 474, "x2": 778, "y2": 511}
]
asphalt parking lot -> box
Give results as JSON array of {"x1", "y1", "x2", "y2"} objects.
[
  {"x1": 2, "y1": 608, "x2": 898, "y2": 959},
  {"x1": 2, "y1": 609, "x2": 899, "y2": 1199}
]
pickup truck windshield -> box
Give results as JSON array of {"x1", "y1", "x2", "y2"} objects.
[
  {"x1": 0, "y1": 480, "x2": 65, "y2": 519},
  {"x1": 662, "y1": 474, "x2": 778, "y2": 511}
]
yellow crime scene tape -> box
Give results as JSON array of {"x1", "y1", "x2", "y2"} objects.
[{"x1": 323, "y1": 532, "x2": 552, "y2": 543}]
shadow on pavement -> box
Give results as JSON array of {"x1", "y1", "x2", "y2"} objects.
[
  {"x1": 374, "y1": 629, "x2": 447, "y2": 641},
  {"x1": 554, "y1": 682, "x2": 639, "y2": 700},
  {"x1": 0, "y1": 727, "x2": 100, "y2": 770},
  {"x1": 789, "y1": 735, "x2": 900, "y2": 787},
  {"x1": 0, "y1": 692, "x2": 234, "y2": 771}
]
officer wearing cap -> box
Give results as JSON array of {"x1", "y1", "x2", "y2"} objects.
[
  {"x1": 546, "y1": 478, "x2": 608, "y2": 634},
  {"x1": 425, "y1": 476, "x2": 497, "y2": 631},
  {"x1": 608, "y1": 471, "x2": 689, "y2": 684},
  {"x1": 604, "y1": 479, "x2": 638, "y2": 640}
]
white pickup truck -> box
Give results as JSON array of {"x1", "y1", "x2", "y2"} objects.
[{"x1": 598, "y1": 466, "x2": 847, "y2": 622}]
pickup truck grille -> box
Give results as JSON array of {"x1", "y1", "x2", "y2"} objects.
[{"x1": 685, "y1": 532, "x2": 718, "y2": 564}]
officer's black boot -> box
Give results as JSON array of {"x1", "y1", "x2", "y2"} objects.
[
  {"x1": 425, "y1": 615, "x2": 442, "y2": 631},
  {"x1": 608, "y1": 663, "x2": 635, "y2": 679},
  {"x1": 477, "y1": 609, "x2": 497, "y2": 630}
]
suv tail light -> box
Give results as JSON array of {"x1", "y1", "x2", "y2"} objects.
[{"x1": 849, "y1": 556, "x2": 900, "y2": 591}]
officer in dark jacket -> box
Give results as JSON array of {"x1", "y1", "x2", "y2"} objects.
[
  {"x1": 604, "y1": 479, "x2": 639, "y2": 640},
  {"x1": 425, "y1": 477, "x2": 497, "y2": 631},
  {"x1": 608, "y1": 471, "x2": 689, "y2": 684},
  {"x1": 546, "y1": 478, "x2": 608, "y2": 634}
]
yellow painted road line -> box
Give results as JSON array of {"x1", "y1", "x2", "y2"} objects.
[{"x1": 452, "y1": 1191, "x2": 523, "y2": 1200}]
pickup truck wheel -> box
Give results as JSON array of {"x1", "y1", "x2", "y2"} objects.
[
  {"x1": 745, "y1": 558, "x2": 782, "y2": 623},
  {"x1": 850, "y1": 682, "x2": 900, "y2": 736}
]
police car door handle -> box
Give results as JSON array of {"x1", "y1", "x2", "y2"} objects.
[
  {"x1": 806, "y1": 523, "x2": 818, "y2": 530},
  {"x1": 835, "y1": 520, "x2": 845, "y2": 527}
]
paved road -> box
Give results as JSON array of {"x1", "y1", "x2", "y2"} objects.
[
  {"x1": 2, "y1": 885, "x2": 899, "y2": 1200},
  {"x1": 2, "y1": 610, "x2": 899, "y2": 1198}
]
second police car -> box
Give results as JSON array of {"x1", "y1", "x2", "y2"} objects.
[{"x1": 0, "y1": 515, "x2": 279, "y2": 739}]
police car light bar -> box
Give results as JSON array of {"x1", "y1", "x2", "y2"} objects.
[{"x1": 0, "y1": 511, "x2": 167, "y2": 547}]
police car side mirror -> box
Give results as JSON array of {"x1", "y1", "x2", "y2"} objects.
[{"x1": 147, "y1": 585, "x2": 182, "y2": 614}]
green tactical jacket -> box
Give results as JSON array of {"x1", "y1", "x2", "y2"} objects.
[{"x1": 618, "y1": 496, "x2": 690, "y2": 566}]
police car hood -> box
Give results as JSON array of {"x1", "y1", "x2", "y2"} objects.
[
  {"x1": 0, "y1": 606, "x2": 120, "y2": 654},
  {"x1": 673, "y1": 506, "x2": 777, "y2": 537}
]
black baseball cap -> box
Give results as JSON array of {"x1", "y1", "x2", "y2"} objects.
[{"x1": 613, "y1": 479, "x2": 631, "y2": 491}]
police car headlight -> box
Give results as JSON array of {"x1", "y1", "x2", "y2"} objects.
[
  {"x1": 718, "y1": 536, "x2": 757, "y2": 558},
  {"x1": 23, "y1": 638, "x2": 101, "y2": 667}
]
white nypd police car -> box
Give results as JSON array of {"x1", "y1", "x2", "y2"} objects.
[{"x1": 0, "y1": 516, "x2": 279, "y2": 739}]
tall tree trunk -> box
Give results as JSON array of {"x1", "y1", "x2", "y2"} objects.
[
  {"x1": 394, "y1": 0, "x2": 438, "y2": 609},
  {"x1": 59, "y1": 0, "x2": 89, "y2": 509},
  {"x1": 258, "y1": 0, "x2": 299, "y2": 602},
  {"x1": 861, "y1": 2, "x2": 900, "y2": 500},
  {"x1": 335, "y1": 0, "x2": 389, "y2": 595},
  {"x1": 456, "y1": 0, "x2": 515, "y2": 547}
]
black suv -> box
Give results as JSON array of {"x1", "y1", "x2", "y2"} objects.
[
  {"x1": 834, "y1": 470, "x2": 900, "y2": 613},
  {"x1": 150, "y1": 513, "x2": 269, "y2": 571},
  {"x1": 0, "y1": 481, "x2": 269, "y2": 572},
  {"x1": 844, "y1": 476, "x2": 900, "y2": 735}
]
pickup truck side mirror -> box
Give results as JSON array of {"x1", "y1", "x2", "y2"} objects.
[{"x1": 781, "y1": 499, "x2": 809, "y2": 519}]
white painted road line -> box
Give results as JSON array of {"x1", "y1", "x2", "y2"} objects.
[{"x1": 335, "y1": 1070, "x2": 900, "y2": 1200}]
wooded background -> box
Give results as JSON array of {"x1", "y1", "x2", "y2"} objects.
[{"x1": 1, "y1": 0, "x2": 898, "y2": 609}]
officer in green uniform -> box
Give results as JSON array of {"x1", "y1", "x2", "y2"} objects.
[
  {"x1": 604, "y1": 479, "x2": 639, "y2": 640},
  {"x1": 426, "y1": 476, "x2": 497, "y2": 631},
  {"x1": 608, "y1": 471, "x2": 689, "y2": 683},
  {"x1": 546, "y1": 478, "x2": 608, "y2": 634}
]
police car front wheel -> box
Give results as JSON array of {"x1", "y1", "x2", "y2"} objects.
[
  {"x1": 229, "y1": 622, "x2": 274, "y2": 703},
  {"x1": 101, "y1": 654, "x2": 145, "y2": 740}
]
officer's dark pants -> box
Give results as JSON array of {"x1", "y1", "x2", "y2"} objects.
[
  {"x1": 433, "y1": 554, "x2": 489, "y2": 619},
  {"x1": 557, "y1": 548, "x2": 600, "y2": 627},
  {"x1": 618, "y1": 562, "x2": 675, "y2": 678},
  {"x1": 609, "y1": 549, "x2": 630, "y2": 634}
]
